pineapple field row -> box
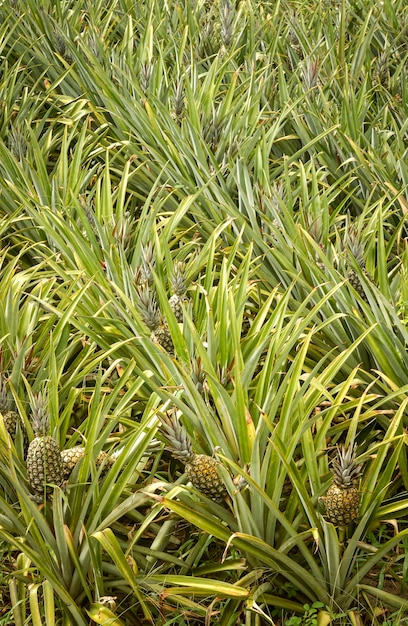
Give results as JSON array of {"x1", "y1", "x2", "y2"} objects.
[{"x1": 0, "y1": 0, "x2": 408, "y2": 624}]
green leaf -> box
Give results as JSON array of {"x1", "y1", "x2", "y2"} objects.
[{"x1": 145, "y1": 575, "x2": 249, "y2": 599}]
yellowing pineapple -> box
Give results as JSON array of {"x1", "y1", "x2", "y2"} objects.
[
  {"x1": 26, "y1": 393, "x2": 63, "y2": 497},
  {"x1": 159, "y1": 413, "x2": 227, "y2": 503},
  {"x1": 321, "y1": 445, "x2": 362, "y2": 525}
]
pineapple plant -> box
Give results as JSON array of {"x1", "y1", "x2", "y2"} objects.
[
  {"x1": 26, "y1": 393, "x2": 63, "y2": 497},
  {"x1": 344, "y1": 226, "x2": 373, "y2": 302},
  {"x1": 0, "y1": 375, "x2": 27, "y2": 447},
  {"x1": 159, "y1": 412, "x2": 228, "y2": 503},
  {"x1": 321, "y1": 445, "x2": 363, "y2": 525},
  {"x1": 137, "y1": 285, "x2": 174, "y2": 354},
  {"x1": 61, "y1": 446, "x2": 115, "y2": 478},
  {"x1": 168, "y1": 261, "x2": 189, "y2": 323}
]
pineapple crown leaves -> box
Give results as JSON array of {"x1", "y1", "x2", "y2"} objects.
[
  {"x1": 346, "y1": 237, "x2": 365, "y2": 266},
  {"x1": 30, "y1": 392, "x2": 51, "y2": 437},
  {"x1": 136, "y1": 242, "x2": 156, "y2": 287},
  {"x1": 136, "y1": 284, "x2": 162, "y2": 331},
  {"x1": 343, "y1": 220, "x2": 367, "y2": 266},
  {"x1": 341, "y1": 220, "x2": 375, "y2": 293},
  {"x1": 331, "y1": 444, "x2": 363, "y2": 488},
  {"x1": 172, "y1": 79, "x2": 185, "y2": 121},
  {"x1": 157, "y1": 412, "x2": 193, "y2": 460},
  {"x1": 170, "y1": 261, "x2": 188, "y2": 297},
  {"x1": 303, "y1": 214, "x2": 324, "y2": 247},
  {"x1": 141, "y1": 242, "x2": 155, "y2": 265}
]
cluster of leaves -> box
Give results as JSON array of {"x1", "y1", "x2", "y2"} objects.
[{"x1": 0, "y1": 0, "x2": 408, "y2": 624}]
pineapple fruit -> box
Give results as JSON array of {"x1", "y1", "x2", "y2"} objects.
[
  {"x1": 321, "y1": 445, "x2": 362, "y2": 525},
  {"x1": 0, "y1": 375, "x2": 27, "y2": 447},
  {"x1": 168, "y1": 261, "x2": 189, "y2": 322},
  {"x1": 61, "y1": 446, "x2": 115, "y2": 479},
  {"x1": 26, "y1": 394, "x2": 63, "y2": 497},
  {"x1": 159, "y1": 412, "x2": 227, "y2": 503},
  {"x1": 137, "y1": 285, "x2": 174, "y2": 354}
]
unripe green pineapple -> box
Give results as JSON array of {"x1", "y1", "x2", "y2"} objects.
[
  {"x1": 0, "y1": 375, "x2": 27, "y2": 447},
  {"x1": 159, "y1": 413, "x2": 227, "y2": 503},
  {"x1": 137, "y1": 285, "x2": 174, "y2": 354},
  {"x1": 26, "y1": 394, "x2": 63, "y2": 496},
  {"x1": 168, "y1": 262, "x2": 189, "y2": 323},
  {"x1": 151, "y1": 323, "x2": 174, "y2": 353},
  {"x1": 321, "y1": 445, "x2": 362, "y2": 525},
  {"x1": 61, "y1": 446, "x2": 115, "y2": 478}
]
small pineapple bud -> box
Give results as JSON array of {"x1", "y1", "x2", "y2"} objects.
[
  {"x1": 204, "y1": 112, "x2": 222, "y2": 153},
  {"x1": 220, "y1": 0, "x2": 235, "y2": 47},
  {"x1": 344, "y1": 224, "x2": 373, "y2": 302},
  {"x1": 169, "y1": 262, "x2": 189, "y2": 323},
  {"x1": 303, "y1": 215, "x2": 327, "y2": 271},
  {"x1": 7, "y1": 125, "x2": 28, "y2": 160},
  {"x1": 301, "y1": 56, "x2": 319, "y2": 91},
  {"x1": 170, "y1": 262, "x2": 187, "y2": 297},
  {"x1": 137, "y1": 285, "x2": 175, "y2": 354},
  {"x1": 139, "y1": 61, "x2": 153, "y2": 94},
  {"x1": 172, "y1": 80, "x2": 185, "y2": 122},
  {"x1": 112, "y1": 211, "x2": 132, "y2": 248},
  {"x1": 137, "y1": 242, "x2": 155, "y2": 287},
  {"x1": 137, "y1": 285, "x2": 161, "y2": 331}
]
